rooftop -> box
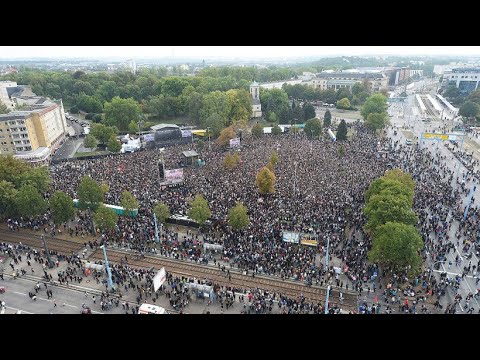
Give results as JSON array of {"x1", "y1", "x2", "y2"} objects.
[
  {"x1": 151, "y1": 123, "x2": 180, "y2": 131},
  {"x1": 182, "y1": 150, "x2": 199, "y2": 158}
]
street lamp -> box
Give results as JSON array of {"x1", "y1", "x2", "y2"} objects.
[
  {"x1": 206, "y1": 126, "x2": 211, "y2": 150},
  {"x1": 293, "y1": 161, "x2": 297, "y2": 196},
  {"x1": 100, "y1": 244, "x2": 115, "y2": 291}
]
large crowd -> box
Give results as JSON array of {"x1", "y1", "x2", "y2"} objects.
[{"x1": 4, "y1": 118, "x2": 480, "y2": 314}]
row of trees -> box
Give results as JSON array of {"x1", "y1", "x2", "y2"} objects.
[
  {"x1": 364, "y1": 169, "x2": 423, "y2": 276},
  {"x1": 84, "y1": 123, "x2": 122, "y2": 153},
  {"x1": 361, "y1": 94, "x2": 389, "y2": 131}
]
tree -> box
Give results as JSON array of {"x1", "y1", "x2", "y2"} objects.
[
  {"x1": 324, "y1": 110, "x2": 332, "y2": 128},
  {"x1": 84, "y1": 134, "x2": 97, "y2": 152},
  {"x1": 216, "y1": 126, "x2": 236, "y2": 146},
  {"x1": 364, "y1": 193, "x2": 418, "y2": 233},
  {"x1": 76, "y1": 93, "x2": 103, "y2": 113},
  {"x1": 187, "y1": 195, "x2": 212, "y2": 225},
  {"x1": 0, "y1": 102, "x2": 10, "y2": 114},
  {"x1": 304, "y1": 118, "x2": 322, "y2": 138},
  {"x1": 365, "y1": 112, "x2": 389, "y2": 131},
  {"x1": 93, "y1": 204, "x2": 118, "y2": 232},
  {"x1": 77, "y1": 176, "x2": 104, "y2": 211},
  {"x1": 154, "y1": 202, "x2": 171, "y2": 225},
  {"x1": 383, "y1": 169, "x2": 415, "y2": 193},
  {"x1": 267, "y1": 112, "x2": 278, "y2": 123},
  {"x1": 365, "y1": 178, "x2": 414, "y2": 207},
  {"x1": 272, "y1": 125, "x2": 282, "y2": 135},
  {"x1": 224, "y1": 153, "x2": 239, "y2": 170},
  {"x1": 50, "y1": 191, "x2": 75, "y2": 225},
  {"x1": 202, "y1": 113, "x2": 224, "y2": 137},
  {"x1": 90, "y1": 123, "x2": 118, "y2": 146},
  {"x1": 107, "y1": 135, "x2": 122, "y2": 153},
  {"x1": 228, "y1": 202, "x2": 250, "y2": 230},
  {"x1": 361, "y1": 94, "x2": 388, "y2": 120},
  {"x1": 15, "y1": 184, "x2": 46, "y2": 218},
  {"x1": 368, "y1": 222, "x2": 423, "y2": 276},
  {"x1": 459, "y1": 101, "x2": 480, "y2": 119},
  {"x1": 252, "y1": 123, "x2": 263, "y2": 138},
  {"x1": 120, "y1": 190, "x2": 139, "y2": 215},
  {"x1": 104, "y1": 96, "x2": 141, "y2": 131},
  {"x1": 336, "y1": 119, "x2": 348, "y2": 140},
  {"x1": 0, "y1": 180, "x2": 18, "y2": 219},
  {"x1": 338, "y1": 145, "x2": 345, "y2": 158},
  {"x1": 270, "y1": 151, "x2": 279, "y2": 166},
  {"x1": 17, "y1": 166, "x2": 51, "y2": 193},
  {"x1": 336, "y1": 98, "x2": 351, "y2": 110},
  {"x1": 100, "y1": 183, "x2": 110, "y2": 195},
  {"x1": 256, "y1": 166, "x2": 276, "y2": 194},
  {"x1": 303, "y1": 103, "x2": 316, "y2": 120},
  {"x1": 128, "y1": 121, "x2": 138, "y2": 134}
]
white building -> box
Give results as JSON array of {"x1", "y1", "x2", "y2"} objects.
[
  {"x1": 0, "y1": 81, "x2": 18, "y2": 110},
  {"x1": 250, "y1": 81, "x2": 262, "y2": 118},
  {"x1": 125, "y1": 59, "x2": 136, "y2": 75},
  {"x1": 442, "y1": 67, "x2": 480, "y2": 94},
  {"x1": 308, "y1": 71, "x2": 389, "y2": 92}
]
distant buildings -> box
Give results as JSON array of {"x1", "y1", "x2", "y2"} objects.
[
  {"x1": 0, "y1": 82, "x2": 68, "y2": 163},
  {"x1": 250, "y1": 81, "x2": 262, "y2": 118},
  {"x1": 442, "y1": 68, "x2": 480, "y2": 94},
  {"x1": 125, "y1": 59, "x2": 136, "y2": 75},
  {"x1": 308, "y1": 70, "x2": 389, "y2": 92}
]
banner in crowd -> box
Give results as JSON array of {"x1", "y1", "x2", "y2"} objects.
[
  {"x1": 181, "y1": 130, "x2": 192, "y2": 138},
  {"x1": 230, "y1": 137, "x2": 241, "y2": 148},
  {"x1": 300, "y1": 234, "x2": 318, "y2": 247},
  {"x1": 165, "y1": 168, "x2": 184, "y2": 181},
  {"x1": 153, "y1": 267, "x2": 166, "y2": 292},
  {"x1": 282, "y1": 231, "x2": 300, "y2": 243},
  {"x1": 143, "y1": 134, "x2": 155, "y2": 142}
]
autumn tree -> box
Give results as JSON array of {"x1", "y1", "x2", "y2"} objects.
[
  {"x1": 216, "y1": 126, "x2": 236, "y2": 147},
  {"x1": 256, "y1": 167, "x2": 276, "y2": 194}
]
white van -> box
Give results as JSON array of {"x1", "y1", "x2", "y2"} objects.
[{"x1": 138, "y1": 303, "x2": 167, "y2": 314}]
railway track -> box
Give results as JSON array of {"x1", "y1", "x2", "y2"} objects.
[
  {"x1": 88, "y1": 248, "x2": 358, "y2": 312},
  {"x1": 420, "y1": 95, "x2": 437, "y2": 119},
  {"x1": 0, "y1": 229, "x2": 84, "y2": 255}
]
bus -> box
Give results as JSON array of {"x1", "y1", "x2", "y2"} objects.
[{"x1": 138, "y1": 303, "x2": 167, "y2": 314}]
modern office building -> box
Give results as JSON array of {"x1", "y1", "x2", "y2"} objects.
[{"x1": 442, "y1": 68, "x2": 480, "y2": 95}]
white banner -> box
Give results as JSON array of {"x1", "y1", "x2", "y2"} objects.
[
  {"x1": 181, "y1": 130, "x2": 192, "y2": 138},
  {"x1": 230, "y1": 137, "x2": 241, "y2": 148},
  {"x1": 282, "y1": 231, "x2": 300, "y2": 243},
  {"x1": 153, "y1": 267, "x2": 166, "y2": 292},
  {"x1": 165, "y1": 168, "x2": 184, "y2": 181}
]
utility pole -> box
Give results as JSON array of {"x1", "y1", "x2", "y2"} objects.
[
  {"x1": 100, "y1": 244, "x2": 115, "y2": 291},
  {"x1": 324, "y1": 285, "x2": 331, "y2": 314},
  {"x1": 153, "y1": 212, "x2": 160, "y2": 244},
  {"x1": 463, "y1": 184, "x2": 476, "y2": 221},
  {"x1": 325, "y1": 236, "x2": 330, "y2": 272},
  {"x1": 207, "y1": 127, "x2": 211, "y2": 150},
  {"x1": 41, "y1": 234, "x2": 54, "y2": 269},
  {"x1": 293, "y1": 161, "x2": 297, "y2": 196}
]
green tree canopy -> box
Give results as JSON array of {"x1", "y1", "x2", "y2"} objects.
[
  {"x1": 228, "y1": 202, "x2": 250, "y2": 230},
  {"x1": 84, "y1": 134, "x2": 97, "y2": 152},
  {"x1": 17, "y1": 166, "x2": 51, "y2": 193},
  {"x1": 107, "y1": 135, "x2": 122, "y2": 153},
  {"x1": 201, "y1": 113, "x2": 224, "y2": 137},
  {"x1": 50, "y1": 191, "x2": 75, "y2": 225},
  {"x1": 93, "y1": 204, "x2": 118, "y2": 232},
  {"x1": 128, "y1": 121, "x2": 138, "y2": 134},
  {"x1": 15, "y1": 184, "x2": 46, "y2": 218},
  {"x1": 365, "y1": 177, "x2": 414, "y2": 207},
  {"x1": 365, "y1": 112, "x2": 389, "y2": 131},
  {"x1": 323, "y1": 109, "x2": 332, "y2": 128},
  {"x1": 251, "y1": 123, "x2": 263, "y2": 138},
  {"x1": 104, "y1": 96, "x2": 141, "y2": 131},
  {"x1": 304, "y1": 118, "x2": 323, "y2": 138},
  {"x1": 0, "y1": 180, "x2": 18, "y2": 219},
  {"x1": 187, "y1": 195, "x2": 212, "y2": 225},
  {"x1": 364, "y1": 193, "x2": 418, "y2": 233},
  {"x1": 270, "y1": 150, "x2": 279, "y2": 166},
  {"x1": 361, "y1": 94, "x2": 388, "y2": 120},
  {"x1": 383, "y1": 169, "x2": 415, "y2": 192},
  {"x1": 120, "y1": 190, "x2": 139, "y2": 215},
  {"x1": 256, "y1": 166, "x2": 276, "y2": 194},
  {"x1": 368, "y1": 222, "x2": 423, "y2": 276},
  {"x1": 336, "y1": 98, "x2": 351, "y2": 110},
  {"x1": 90, "y1": 123, "x2": 118, "y2": 145},
  {"x1": 267, "y1": 112, "x2": 278, "y2": 123},
  {"x1": 272, "y1": 125, "x2": 282, "y2": 135},
  {"x1": 303, "y1": 103, "x2": 316, "y2": 120},
  {"x1": 154, "y1": 202, "x2": 171, "y2": 225},
  {"x1": 0, "y1": 102, "x2": 10, "y2": 114},
  {"x1": 336, "y1": 119, "x2": 348, "y2": 140},
  {"x1": 459, "y1": 101, "x2": 480, "y2": 118},
  {"x1": 77, "y1": 176, "x2": 104, "y2": 211}
]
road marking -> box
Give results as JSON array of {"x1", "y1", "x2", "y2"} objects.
[
  {"x1": 12, "y1": 291, "x2": 27, "y2": 296},
  {"x1": 5, "y1": 306, "x2": 34, "y2": 314},
  {"x1": 432, "y1": 270, "x2": 475, "y2": 278}
]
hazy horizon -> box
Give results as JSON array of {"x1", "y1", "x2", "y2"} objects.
[{"x1": 0, "y1": 46, "x2": 480, "y2": 60}]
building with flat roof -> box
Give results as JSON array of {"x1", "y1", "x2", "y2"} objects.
[
  {"x1": 0, "y1": 99, "x2": 68, "y2": 163},
  {"x1": 442, "y1": 68, "x2": 480, "y2": 95},
  {"x1": 308, "y1": 71, "x2": 389, "y2": 92}
]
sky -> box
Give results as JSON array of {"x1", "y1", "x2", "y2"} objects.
[{"x1": 0, "y1": 46, "x2": 480, "y2": 60}]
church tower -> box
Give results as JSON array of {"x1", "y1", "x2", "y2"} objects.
[{"x1": 250, "y1": 81, "x2": 262, "y2": 118}]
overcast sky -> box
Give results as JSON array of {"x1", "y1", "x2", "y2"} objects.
[{"x1": 0, "y1": 46, "x2": 479, "y2": 59}]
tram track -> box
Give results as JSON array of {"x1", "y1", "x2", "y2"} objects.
[{"x1": 88, "y1": 248, "x2": 358, "y2": 311}]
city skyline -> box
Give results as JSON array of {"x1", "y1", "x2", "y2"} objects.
[{"x1": 1, "y1": 46, "x2": 480, "y2": 60}]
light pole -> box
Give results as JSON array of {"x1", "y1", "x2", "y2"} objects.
[
  {"x1": 207, "y1": 126, "x2": 211, "y2": 150},
  {"x1": 41, "y1": 234, "x2": 54, "y2": 269},
  {"x1": 100, "y1": 244, "x2": 115, "y2": 291},
  {"x1": 153, "y1": 212, "x2": 160, "y2": 244},
  {"x1": 463, "y1": 184, "x2": 476, "y2": 221},
  {"x1": 310, "y1": 129, "x2": 314, "y2": 152},
  {"x1": 324, "y1": 285, "x2": 331, "y2": 314},
  {"x1": 293, "y1": 161, "x2": 297, "y2": 196},
  {"x1": 325, "y1": 236, "x2": 330, "y2": 272}
]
